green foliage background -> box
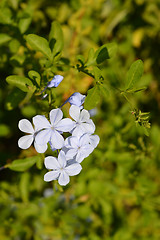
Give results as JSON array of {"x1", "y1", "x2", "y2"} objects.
[{"x1": 0, "y1": 0, "x2": 160, "y2": 239}]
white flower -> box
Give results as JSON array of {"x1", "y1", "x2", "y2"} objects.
[
  {"x1": 18, "y1": 119, "x2": 47, "y2": 153},
  {"x1": 34, "y1": 108, "x2": 74, "y2": 149},
  {"x1": 69, "y1": 105, "x2": 95, "y2": 136},
  {"x1": 44, "y1": 150, "x2": 82, "y2": 186},
  {"x1": 65, "y1": 134, "x2": 94, "y2": 163},
  {"x1": 84, "y1": 134, "x2": 100, "y2": 148}
]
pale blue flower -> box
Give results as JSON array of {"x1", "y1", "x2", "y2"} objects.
[
  {"x1": 18, "y1": 119, "x2": 48, "y2": 153},
  {"x1": 34, "y1": 108, "x2": 74, "y2": 149},
  {"x1": 61, "y1": 92, "x2": 86, "y2": 109},
  {"x1": 69, "y1": 105, "x2": 95, "y2": 136},
  {"x1": 44, "y1": 150, "x2": 82, "y2": 186},
  {"x1": 47, "y1": 75, "x2": 63, "y2": 88},
  {"x1": 41, "y1": 75, "x2": 63, "y2": 93},
  {"x1": 65, "y1": 134, "x2": 94, "y2": 163}
]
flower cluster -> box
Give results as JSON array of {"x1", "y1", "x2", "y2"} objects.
[{"x1": 18, "y1": 91, "x2": 99, "y2": 186}]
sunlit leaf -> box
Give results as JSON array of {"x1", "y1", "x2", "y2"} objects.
[
  {"x1": 84, "y1": 85, "x2": 101, "y2": 110},
  {"x1": 28, "y1": 70, "x2": 41, "y2": 86},
  {"x1": 8, "y1": 156, "x2": 41, "y2": 172},
  {"x1": 49, "y1": 21, "x2": 64, "y2": 58},
  {"x1": 0, "y1": 33, "x2": 12, "y2": 45},
  {"x1": 6, "y1": 75, "x2": 34, "y2": 92},
  {"x1": 125, "y1": 60, "x2": 144, "y2": 90},
  {"x1": 26, "y1": 34, "x2": 52, "y2": 60}
]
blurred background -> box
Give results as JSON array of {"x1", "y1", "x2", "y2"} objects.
[{"x1": 0, "y1": 0, "x2": 160, "y2": 239}]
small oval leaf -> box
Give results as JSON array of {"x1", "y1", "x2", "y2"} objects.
[
  {"x1": 84, "y1": 85, "x2": 101, "y2": 110},
  {"x1": 125, "y1": 60, "x2": 144, "y2": 90},
  {"x1": 6, "y1": 75, "x2": 34, "y2": 92},
  {"x1": 8, "y1": 156, "x2": 41, "y2": 172},
  {"x1": 26, "y1": 34, "x2": 52, "y2": 60},
  {"x1": 49, "y1": 21, "x2": 64, "y2": 58}
]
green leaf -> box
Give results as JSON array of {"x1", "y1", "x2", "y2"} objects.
[
  {"x1": 77, "y1": 55, "x2": 85, "y2": 66},
  {"x1": 28, "y1": 70, "x2": 41, "y2": 86},
  {"x1": 19, "y1": 172, "x2": 30, "y2": 202},
  {"x1": 49, "y1": 21, "x2": 64, "y2": 57},
  {"x1": 84, "y1": 85, "x2": 101, "y2": 110},
  {"x1": 0, "y1": 124, "x2": 11, "y2": 137},
  {"x1": 8, "y1": 156, "x2": 41, "y2": 172},
  {"x1": 10, "y1": 54, "x2": 26, "y2": 67},
  {"x1": 95, "y1": 42, "x2": 117, "y2": 64},
  {"x1": 0, "y1": 33, "x2": 12, "y2": 45},
  {"x1": 6, "y1": 75, "x2": 34, "y2": 92},
  {"x1": 125, "y1": 60, "x2": 144, "y2": 90},
  {"x1": 5, "y1": 88, "x2": 26, "y2": 110},
  {"x1": 18, "y1": 13, "x2": 32, "y2": 34},
  {"x1": 99, "y1": 84, "x2": 110, "y2": 98},
  {"x1": 8, "y1": 39, "x2": 20, "y2": 54},
  {"x1": 93, "y1": 66, "x2": 103, "y2": 81},
  {"x1": 126, "y1": 86, "x2": 147, "y2": 93},
  {"x1": 85, "y1": 48, "x2": 95, "y2": 66},
  {"x1": 0, "y1": 7, "x2": 13, "y2": 24},
  {"x1": 26, "y1": 34, "x2": 52, "y2": 60}
]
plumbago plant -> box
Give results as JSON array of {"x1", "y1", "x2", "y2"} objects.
[{"x1": 4, "y1": 21, "x2": 150, "y2": 187}]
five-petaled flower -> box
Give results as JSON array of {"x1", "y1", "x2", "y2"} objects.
[
  {"x1": 69, "y1": 105, "x2": 95, "y2": 136},
  {"x1": 34, "y1": 108, "x2": 74, "y2": 149},
  {"x1": 44, "y1": 150, "x2": 82, "y2": 186},
  {"x1": 18, "y1": 119, "x2": 47, "y2": 153},
  {"x1": 65, "y1": 134, "x2": 94, "y2": 163}
]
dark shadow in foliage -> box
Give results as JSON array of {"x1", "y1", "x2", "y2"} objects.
[
  {"x1": 49, "y1": 38, "x2": 61, "y2": 57},
  {"x1": 96, "y1": 47, "x2": 110, "y2": 64},
  {"x1": 49, "y1": 38, "x2": 56, "y2": 54}
]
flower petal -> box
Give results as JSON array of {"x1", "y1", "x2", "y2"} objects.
[
  {"x1": 69, "y1": 105, "x2": 80, "y2": 121},
  {"x1": 18, "y1": 119, "x2": 34, "y2": 134},
  {"x1": 69, "y1": 136, "x2": 79, "y2": 148},
  {"x1": 47, "y1": 75, "x2": 63, "y2": 88},
  {"x1": 18, "y1": 135, "x2": 33, "y2": 149},
  {"x1": 50, "y1": 130, "x2": 64, "y2": 149},
  {"x1": 34, "y1": 141, "x2": 48, "y2": 153},
  {"x1": 64, "y1": 136, "x2": 72, "y2": 148},
  {"x1": 65, "y1": 163, "x2": 82, "y2": 176},
  {"x1": 44, "y1": 156, "x2": 60, "y2": 169},
  {"x1": 79, "y1": 109, "x2": 90, "y2": 122},
  {"x1": 33, "y1": 115, "x2": 51, "y2": 131},
  {"x1": 50, "y1": 108, "x2": 63, "y2": 126},
  {"x1": 35, "y1": 129, "x2": 51, "y2": 145},
  {"x1": 89, "y1": 135, "x2": 100, "y2": 148},
  {"x1": 56, "y1": 118, "x2": 74, "y2": 132},
  {"x1": 58, "y1": 171, "x2": 70, "y2": 186},
  {"x1": 44, "y1": 171, "x2": 60, "y2": 182},
  {"x1": 81, "y1": 122, "x2": 95, "y2": 134},
  {"x1": 76, "y1": 145, "x2": 94, "y2": 163},
  {"x1": 58, "y1": 150, "x2": 67, "y2": 168},
  {"x1": 79, "y1": 134, "x2": 90, "y2": 146},
  {"x1": 65, "y1": 148, "x2": 78, "y2": 160}
]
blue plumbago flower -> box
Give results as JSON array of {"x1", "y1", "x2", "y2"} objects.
[
  {"x1": 18, "y1": 119, "x2": 48, "y2": 153},
  {"x1": 41, "y1": 75, "x2": 63, "y2": 93},
  {"x1": 64, "y1": 134, "x2": 95, "y2": 163},
  {"x1": 69, "y1": 105, "x2": 95, "y2": 136},
  {"x1": 61, "y1": 92, "x2": 86, "y2": 109},
  {"x1": 44, "y1": 150, "x2": 82, "y2": 186},
  {"x1": 33, "y1": 108, "x2": 74, "y2": 149}
]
